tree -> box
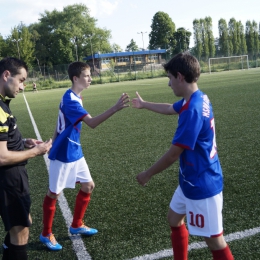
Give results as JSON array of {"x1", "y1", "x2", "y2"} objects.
[
  {"x1": 204, "y1": 17, "x2": 215, "y2": 58},
  {"x1": 0, "y1": 35, "x2": 4, "y2": 58},
  {"x1": 6, "y1": 28, "x2": 22, "y2": 59},
  {"x1": 218, "y1": 18, "x2": 230, "y2": 56},
  {"x1": 237, "y1": 21, "x2": 247, "y2": 55},
  {"x1": 149, "y1": 11, "x2": 176, "y2": 51},
  {"x1": 201, "y1": 18, "x2": 210, "y2": 61},
  {"x1": 252, "y1": 21, "x2": 259, "y2": 58},
  {"x1": 193, "y1": 19, "x2": 203, "y2": 60},
  {"x1": 126, "y1": 39, "x2": 139, "y2": 51},
  {"x1": 228, "y1": 18, "x2": 239, "y2": 55},
  {"x1": 193, "y1": 17, "x2": 215, "y2": 60},
  {"x1": 172, "y1": 28, "x2": 191, "y2": 54},
  {"x1": 94, "y1": 28, "x2": 113, "y2": 53},
  {"x1": 111, "y1": 43, "x2": 123, "y2": 52},
  {"x1": 258, "y1": 22, "x2": 260, "y2": 56},
  {"x1": 0, "y1": 34, "x2": 8, "y2": 59},
  {"x1": 28, "y1": 4, "x2": 113, "y2": 66},
  {"x1": 245, "y1": 20, "x2": 255, "y2": 57},
  {"x1": 18, "y1": 25, "x2": 35, "y2": 66}
]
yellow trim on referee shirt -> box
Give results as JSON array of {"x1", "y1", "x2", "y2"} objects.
[
  {"x1": 0, "y1": 107, "x2": 8, "y2": 124},
  {"x1": 0, "y1": 126, "x2": 8, "y2": 133}
]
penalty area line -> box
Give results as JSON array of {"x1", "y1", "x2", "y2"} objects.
[
  {"x1": 23, "y1": 93, "x2": 92, "y2": 260},
  {"x1": 127, "y1": 226, "x2": 260, "y2": 260}
]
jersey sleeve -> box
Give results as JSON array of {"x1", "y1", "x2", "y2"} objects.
[
  {"x1": 61, "y1": 98, "x2": 88, "y2": 125},
  {"x1": 0, "y1": 107, "x2": 10, "y2": 141},
  {"x1": 172, "y1": 109, "x2": 203, "y2": 150},
  {"x1": 173, "y1": 99, "x2": 185, "y2": 113}
]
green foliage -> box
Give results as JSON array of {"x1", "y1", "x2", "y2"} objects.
[
  {"x1": 192, "y1": 17, "x2": 215, "y2": 61},
  {"x1": 27, "y1": 4, "x2": 113, "y2": 67},
  {"x1": 1, "y1": 23, "x2": 35, "y2": 66},
  {"x1": 229, "y1": 18, "x2": 239, "y2": 55},
  {"x1": 0, "y1": 35, "x2": 7, "y2": 58},
  {"x1": 193, "y1": 19, "x2": 203, "y2": 60},
  {"x1": 245, "y1": 20, "x2": 259, "y2": 58},
  {"x1": 126, "y1": 39, "x2": 139, "y2": 51},
  {"x1": 149, "y1": 11, "x2": 176, "y2": 50},
  {"x1": 238, "y1": 21, "x2": 248, "y2": 55},
  {"x1": 172, "y1": 27, "x2": 191, "y2": 55},
  {"x1": 218, "y1": 18, "x2": 230, "y2": 56},
  {"x1": 205, "y1": 17, "x2": 216, "y2": 58},
  {"x1": 18, "y1": 25, "x2": 35, "y2": 66},
  {"x1": 107, "y1": 59, "x2": 116, "y2": 73},
  {"x1": 111, "y1": 43, "x2": 123, "y2": 52}
]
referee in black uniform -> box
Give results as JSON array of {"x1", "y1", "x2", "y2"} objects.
[{"x1": 0, "y1": 57, "x2": 52, "y2": 260}]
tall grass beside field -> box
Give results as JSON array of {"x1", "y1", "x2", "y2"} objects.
[{"x1": 1, "y1": 68, "x2": 260, "y2": 259}]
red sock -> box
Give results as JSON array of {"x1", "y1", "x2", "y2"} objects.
[
  {"x1": 42, "y1": 195, "x2": 57, "y2": 237},
  {"x1": 170, "y1": 224, "x2": 189, "y2": 260},
  {"x1": 71, "y1": 190, "x2": 91, "y2": 228},
  {"x1": 211, "y1": 245, "x2": 234, "y2": 260}
]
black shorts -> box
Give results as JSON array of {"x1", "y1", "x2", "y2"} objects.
[{"x1": 0, "y1": 166, "x2": 31, "y2": 231}]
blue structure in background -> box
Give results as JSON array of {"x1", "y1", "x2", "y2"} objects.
[{"x1": 83, "y1": 49, "x2": 167, "y2": 70}]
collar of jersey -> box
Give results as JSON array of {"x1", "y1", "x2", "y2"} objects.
[{"x1": 0, "y1": 94, "x2": 6, "y2": 102}]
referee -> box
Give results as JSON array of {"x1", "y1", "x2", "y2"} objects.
[{"x1": 0, "y1": 57, "x2": 52, "y2": 260}]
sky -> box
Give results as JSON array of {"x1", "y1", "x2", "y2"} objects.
[{"x1": 0, "y1": 0, "x2": 260, "y2": 51}]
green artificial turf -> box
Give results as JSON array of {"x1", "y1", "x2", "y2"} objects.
[{"x1": 0, "y1": 68, "x2": 260, "y2": 259}]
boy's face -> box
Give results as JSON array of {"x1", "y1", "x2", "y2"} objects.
[
  {"x1": 75, "y1": 68, "x2": 92, "y2": 89},
  {"x1": 167, "y1": 71, "x2": 183, "y2": 97}
]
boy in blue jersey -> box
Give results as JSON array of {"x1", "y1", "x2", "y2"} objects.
[
  {"x1": 40, "y1": 61, "x2": 130, "y2": 250},
  {"x1": 132, "y1": 52, "x2": 234, "y2": 260}
]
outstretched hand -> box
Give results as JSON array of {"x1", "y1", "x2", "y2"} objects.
[
  {"x1": 132, "y1": 91, "x2": 144, "y2": 109},
  {"x1": 114, "y1": 93, "x2": 130, "y2": 111}
]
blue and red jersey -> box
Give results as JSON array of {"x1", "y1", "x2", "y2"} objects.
[
  {"x1": 49, "y1": 89, "x2": 88, "y2": 162},
  {"x1": 172, "y1": 90, "x2": 223, "y2": 200}
]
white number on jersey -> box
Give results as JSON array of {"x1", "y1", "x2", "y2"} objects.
[{"x1": 210, "y1": 118, "x2": 217, "y2": 158}]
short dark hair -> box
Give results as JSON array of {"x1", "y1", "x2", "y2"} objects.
[
  {"x1": 163, "y1": 52, "x2": 200, "y2": 83},
  {"x1": 0, "y1": 57, "x2": 28, "y2": 77},
  {"x1": 68, "y1": 62, "x2": 90, "y2": 82}
]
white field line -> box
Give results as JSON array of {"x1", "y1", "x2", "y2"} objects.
[
  {"x1": 23, "y1": 93, "x2": 92, "y2": 260},
  {"x1": 127, "y1": 226, "x2": 260, "y2": 260}
]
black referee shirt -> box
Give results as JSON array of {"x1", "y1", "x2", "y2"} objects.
[{"x1": 0, "y1": 95, "x2": 27, "y2": 167}]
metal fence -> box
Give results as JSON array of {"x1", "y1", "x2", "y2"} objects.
[
  {"x1": 26, "y1": 62, "x2": 167, "y2": 90},
  {"x1": 25, "y1": 57, "x2": 260, "y2": 90}
]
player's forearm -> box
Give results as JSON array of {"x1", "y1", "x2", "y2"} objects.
[
  {"x1": 87, "y1": 106, "x2": 117, "y2": 129},
  {"x1": 146, "y1": 149, "x2": 178, "y2": 177},
  {"x1": 142, "y1": 102, "x2": 173, "y2": 115}
]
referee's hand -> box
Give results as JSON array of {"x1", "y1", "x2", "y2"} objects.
[{"x1": 35, "y1": 139, "x2": 52, "y2": 155}]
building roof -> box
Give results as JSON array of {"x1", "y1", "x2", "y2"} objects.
[{"x1": 83, "y1": 49, "x2": 166, "y2": 60}]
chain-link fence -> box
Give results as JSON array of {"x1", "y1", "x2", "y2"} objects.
[
  {"x1": 26, "y1": 61, "x2": 167, "y2": 90},
  {"x1": 25, "y1": 56, "x2": 260, "y2": 91}
]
